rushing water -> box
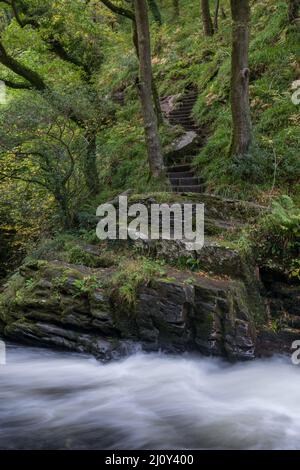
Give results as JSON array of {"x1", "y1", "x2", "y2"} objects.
[{"x1": 0, "y1": 344, "x2": 299, "y2": 450}]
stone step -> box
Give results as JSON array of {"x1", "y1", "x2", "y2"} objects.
[
  {"x1": 170, "y1": 177, "x2": 203, "y2": 186},
  {"x1": 181, "y1": 126, "x2": 200, "y2": 132},
  {"x1": 173, "y1": 185, "x2": 206, "y2": 194},
  {"x1": 167, "y1": 164, "x2": 192, "y2": 173},
  {"x1": 176, "y1": 102, "x2": 196, "y2": 109},
  {"x1": 180, "y1": 95, "x2": 198, "y2": 101},
  {"x1": 169, "y1": 114, "x2": 193, "y2": 121},
  {"x1": 170, "y1": 107, "x2": 194, "y2": 114},
  {"x1": 169, "y1": 117, "x2": 195, "y2": 123},
  {"x1": 169, "y1": 118, "x2": 197, "y2": 125},
  {"x1": 169, "y1": 107, "x2": 194, "y2": 115},
  {"x1": 167, "y1": 171, "x2": 194, "y2": 178},
  {"x1": 170, "y1": 108, "x2": 194, "y2": 115},
  {"x1": 170, "y1": 123, "x2": 199, "y2": 132}
]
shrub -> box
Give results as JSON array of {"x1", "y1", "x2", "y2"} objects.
[{"x1": 244, "y1": 196, "x2": 300, "y2": 275}]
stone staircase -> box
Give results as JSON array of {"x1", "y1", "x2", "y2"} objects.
[
  {"x1": 112, "y1": 87, "x2": 206, "y2": 194},
  {"x1": 167, "y1": 164, "x2": 206, "y2": 194},
  {"x1": 162, "y1": 90, "x2": 206, "y2": 194}
]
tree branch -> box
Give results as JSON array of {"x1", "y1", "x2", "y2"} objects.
[
  {"x1": 0, "y1": 41, "x2": 86, "y2": 127},
  {"x1": 47, "y1": 36, "x2": 92, "y2": 77},
  {"x1": 0, "y1": 0, "x2": 91, "y2": 75},
  {"x1": 11, "y1": 0, "x2": 38, "y2": 28},
  {"x1": 0, "y1": 77, "x2": 31, "y2": 88},
  {"x1": 100, "y1": 0, "x2": 135, "y2": 22},
  {"x1": 0, "y1": 41, "x2": 46, "y2": 90}
]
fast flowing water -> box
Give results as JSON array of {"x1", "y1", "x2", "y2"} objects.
[{"x1": 0, "y1": 344, "x2": 299, "y2": 450}]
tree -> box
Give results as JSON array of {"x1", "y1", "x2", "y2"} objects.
[
  {"x1": 133, "y1": 0, "x2": 164, "y2": 178},
  {"x1": 230, "y1": 0, "x2": 252, "y2": 157},
  {"x1": 201, "y1": 0, "x2": 214, "y2": 36},
  {"x1": 0, "y1": 0, "x2": 106, "y2": 195},
  {"x1": 172, "y1": 0, "x2": 180, "y2": 20},
  {"x1": 288, "y1": 0, "x2": 300, "y2": 23},
  {"x1": 0, "y1": 94, "x2": 86, "y2": 227},
  {"x1": 100, "y1": 0, "x2": 163, "y2": 125},
  {"x1": 214, "y1": 0, "x2": 220, "y2": 31},
  {"x1": 147, "y1": 0, "x2": 163, "y2": 26}
]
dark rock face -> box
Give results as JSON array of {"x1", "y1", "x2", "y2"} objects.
[
  {"x1": 0, "y1": 260, "x2": 258, "y2": 361},
  {"x1": 256, "y1": 276, "x2": 300, "y2": 357}
]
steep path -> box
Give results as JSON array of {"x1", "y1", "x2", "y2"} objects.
[{"x1": 161, "y1": 89, "x2": 206, "y2": 194}]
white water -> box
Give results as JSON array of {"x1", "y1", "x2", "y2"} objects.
[{"x1": 0, "y1": 345, "x2": 299, "y2": 450}]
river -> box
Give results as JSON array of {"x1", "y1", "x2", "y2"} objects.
[{"x1": 0, "y1": 344, "x2": 299, "y2": 450}]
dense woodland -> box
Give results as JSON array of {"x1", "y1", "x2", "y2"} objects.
[
  {"x1": 0, "y1": 0, "x2": 299, "y2": 281},
  {"x1": 1, "y1": 2, "x2": 300, "y2": 453}
]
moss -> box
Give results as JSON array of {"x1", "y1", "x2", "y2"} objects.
[
  {"x1": 111, "y1": 257, "x2": 166, "y2": 308},
  {"x1": 67, "y1": 245, "x2": 100, "y2": 268}
]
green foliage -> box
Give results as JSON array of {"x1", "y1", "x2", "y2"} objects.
[
  {"x1": 176, "y1": 256, "x2": 203, "y2": 272},
  {"x1": 0, "y1": 92, "x2": 90, "y2": 227},
  {"x1": 71, "y1": 276, "x2": 104, "y2": 297},
  {"x1": 0, "y1": 0, "x2": 300, "y2": 277},
  {"x1": 67, "y1": 245, "x2": 99, "y2": 267},
  {"x1": 242, "y1": 196, "x2": 300, "y2": 275},
  {"x1": 291, "y1": 259, "x2": 300, "y2": 280}
]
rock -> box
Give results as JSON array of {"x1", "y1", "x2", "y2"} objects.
[
  {"x1": 0, "y1": 259, "x2": 260, "y2": 361},
  {"x1": 160, "y1": 94, "x2": 181, "y2": 116},
  {"x1": 255, "y1": 278, "x2": 300, "y2": 356},
  {"x1": 106, "y1": 189, "x2": 134, "y2": 207},
  {"x1": 165, "y1": 131, "x2": 200, "y2": 159}
]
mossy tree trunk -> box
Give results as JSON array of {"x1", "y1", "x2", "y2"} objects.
[
  {"x1": 132, "y1": 20, "x2": 163, "y2": 126},
  {"x1": 201, "y1": 0, "x2": 214, "y2": 36},
  {"x1": 134, "y1": 0, "x2": 165, "y2": 178},
  {"x1": 230, "y1": 0, "x2": 252, "y2": 157}
]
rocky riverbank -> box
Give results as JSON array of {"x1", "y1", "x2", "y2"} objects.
[{"x1": 0, "y1": 192, "x2": 298, "y2": 362}]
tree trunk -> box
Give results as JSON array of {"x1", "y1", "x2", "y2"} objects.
[
  {"x1": 288, "y1": 0, "x2": 300, "y2": 23},
  {"x1": 55, "y1": 191, "x2": 72, "y2": 228},
  {"x1": 172, "y1": 0, "x2": 180, "y2": 20},
  {"x1": 134, "y1": 0, "x2": 164, "y2": 178},
  {"x1": 132, "y1": 18, "x2": 163, "y2": 126},
  {"x1": 84, "y1": 129, "x2": 100, "y2": 195},
  {"x1": 201, "y1": 0, "x2": 214, "y2": 36},
  {"x1": 230, "y1": 0, "x2": 252, "y2": 157},
  {"x1": 214, "y1": 0, "x2": 220, "y2": 31},
  {"x1": 147, "y1": 0, "x2": 163, "y2": 25}
]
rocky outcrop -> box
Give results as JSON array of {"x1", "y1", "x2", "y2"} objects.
[
  {"x1": 0, "y1": 192, "x2": 294, "y2": 362},
  {"x1": 256, "y1": 270, "x2": 300, "y2": 357},
  {"x1": 0, "y1": 259, "x2": 259, "y2": 361},
  {"x1": 165, "y1": 131, "x2": 200, "y2": 159}
]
